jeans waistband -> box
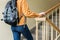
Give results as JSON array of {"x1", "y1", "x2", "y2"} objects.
[{"x1": 11, "y1": 24, "x2": 27, "y2": 27}]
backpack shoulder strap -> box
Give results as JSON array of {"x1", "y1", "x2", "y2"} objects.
[
  {"x1": 5, "y1": 1, "x2": 12, "y2": 8},
  {"x1": 11, "y1": 0, "x2": 17, "y2": 7}
]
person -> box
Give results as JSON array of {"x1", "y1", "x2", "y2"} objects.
[{"x1": 11, "y1": 0, "x2": 45, "y2": 40}]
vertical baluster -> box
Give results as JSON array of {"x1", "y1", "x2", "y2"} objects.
[
  {"x1": 42, "y1": 21, "x2": 46, "y2": 40},
  {"x1": 55, "y1": 8, "x2": 58, "y2": 40},
  {"x1": 47, "y1": 12, "x2": 52, "y2": 40},
  {"x1": 51, "y1": 11, "x2": 54, "y2": 40},
  {"x1": 59, "y1": 7, "x2": 60, "y2": 29},
  {"x1": 36, "y1": 20, "x2": 38, "y2": 40},
  {"x1": 46, "y1": 14, "x2": 49, "y2": 40},
  {"x1": 42, "y1": 21, "x2": 44, "y2": 40},
  {"x1": 44, "y1": 21, "x2": 46, "y2": 40},
  {"x1": 46, "y1": 21, "x2": 49, "y2": 40},
  {"x1": 58, "y1": 6, "x2": 60, "y2": 40}
]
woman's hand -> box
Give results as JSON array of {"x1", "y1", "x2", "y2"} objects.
[{"x1": 39, "y1": 12, "x2": 45, "y2": 17}]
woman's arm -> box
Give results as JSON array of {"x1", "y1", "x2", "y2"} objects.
[{"x1": 22, "y1": 0, "x2": 43, "y2": 18}]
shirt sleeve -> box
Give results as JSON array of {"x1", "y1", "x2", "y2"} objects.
[{"x1": 22, "y1": 0, "x2": 40, "y2": 18}]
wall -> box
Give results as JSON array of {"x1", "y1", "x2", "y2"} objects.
[
  {"x1": 0, "y1": 0, "x2": 13, "y2": 40},
  {"x1": 0, "y1": 0, "x2": 60, "y2": 40}
]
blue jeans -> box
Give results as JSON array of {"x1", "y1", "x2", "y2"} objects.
[{"x1": 11, "y1": 24, "x2": 33, "y2": 40}]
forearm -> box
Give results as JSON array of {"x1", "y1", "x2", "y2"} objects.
[
  {"x1": 23, "y1": 10, "x2": 40, "y2": 18},
  {"x1": 22, "y1": 0, "x2": 40, "y2": 18}
]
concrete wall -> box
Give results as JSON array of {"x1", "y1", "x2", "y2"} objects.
[{"x1": 0, "y1": 0, "x2": 60, "y2": 40}]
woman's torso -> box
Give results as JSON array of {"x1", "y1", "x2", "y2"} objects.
[{"x1": 17, "y1": 0, "x2": 26, "y2": 25}]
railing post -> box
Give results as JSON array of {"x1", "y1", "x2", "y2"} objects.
[
  {"x1": 51, "y1": 11, "x2": 54, "y2": 40},
  {"x1": 46, "y1": 21, "x2": 49, "y2": 40},
  {"x1": 55, "y1": 8, "x2": 58, "y2": 40},
  {"x1": 36, "y1": 20, "x2": 38, "y2": 40},
  {"x1": 42, "y1": 21, "x2": 46, "y2": 40},
  {"x1": 58, "y1": 6, "x2": 60, "y2": 40},
  {"x1": 35, "y1": 17, "x2": 46, "y2": 40}
]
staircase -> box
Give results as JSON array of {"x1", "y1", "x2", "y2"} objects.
[
  {"x1": 31, "y1": 3, "x2": 60, "y2": 40},
  {"x1": 21, "y1": 3, "x2": 60, "y2": 40}
]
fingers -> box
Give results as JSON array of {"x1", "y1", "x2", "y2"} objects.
[{"x1": 39, "y1": 12, "x2": 45, "y2": 17}]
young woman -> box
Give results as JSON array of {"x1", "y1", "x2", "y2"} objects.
[{"x1": 11, "y1": 0, "x2": 45, "y2": 40}]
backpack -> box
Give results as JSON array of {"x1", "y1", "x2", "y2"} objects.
[{"x1": 2, "y1": 0, "x2": 19, "y2": 26}]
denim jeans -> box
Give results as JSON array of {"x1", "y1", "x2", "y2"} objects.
[{"x1": 11, "y1": 24, "x2": 33, "y2": 40}]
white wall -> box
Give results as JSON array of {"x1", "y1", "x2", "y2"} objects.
[
  {"x1": 0, "y1": 0, "x2": 60, "y2": 40},
  {"x1": 0, "y1": 0, "x2": 13, "y2": 40}
]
